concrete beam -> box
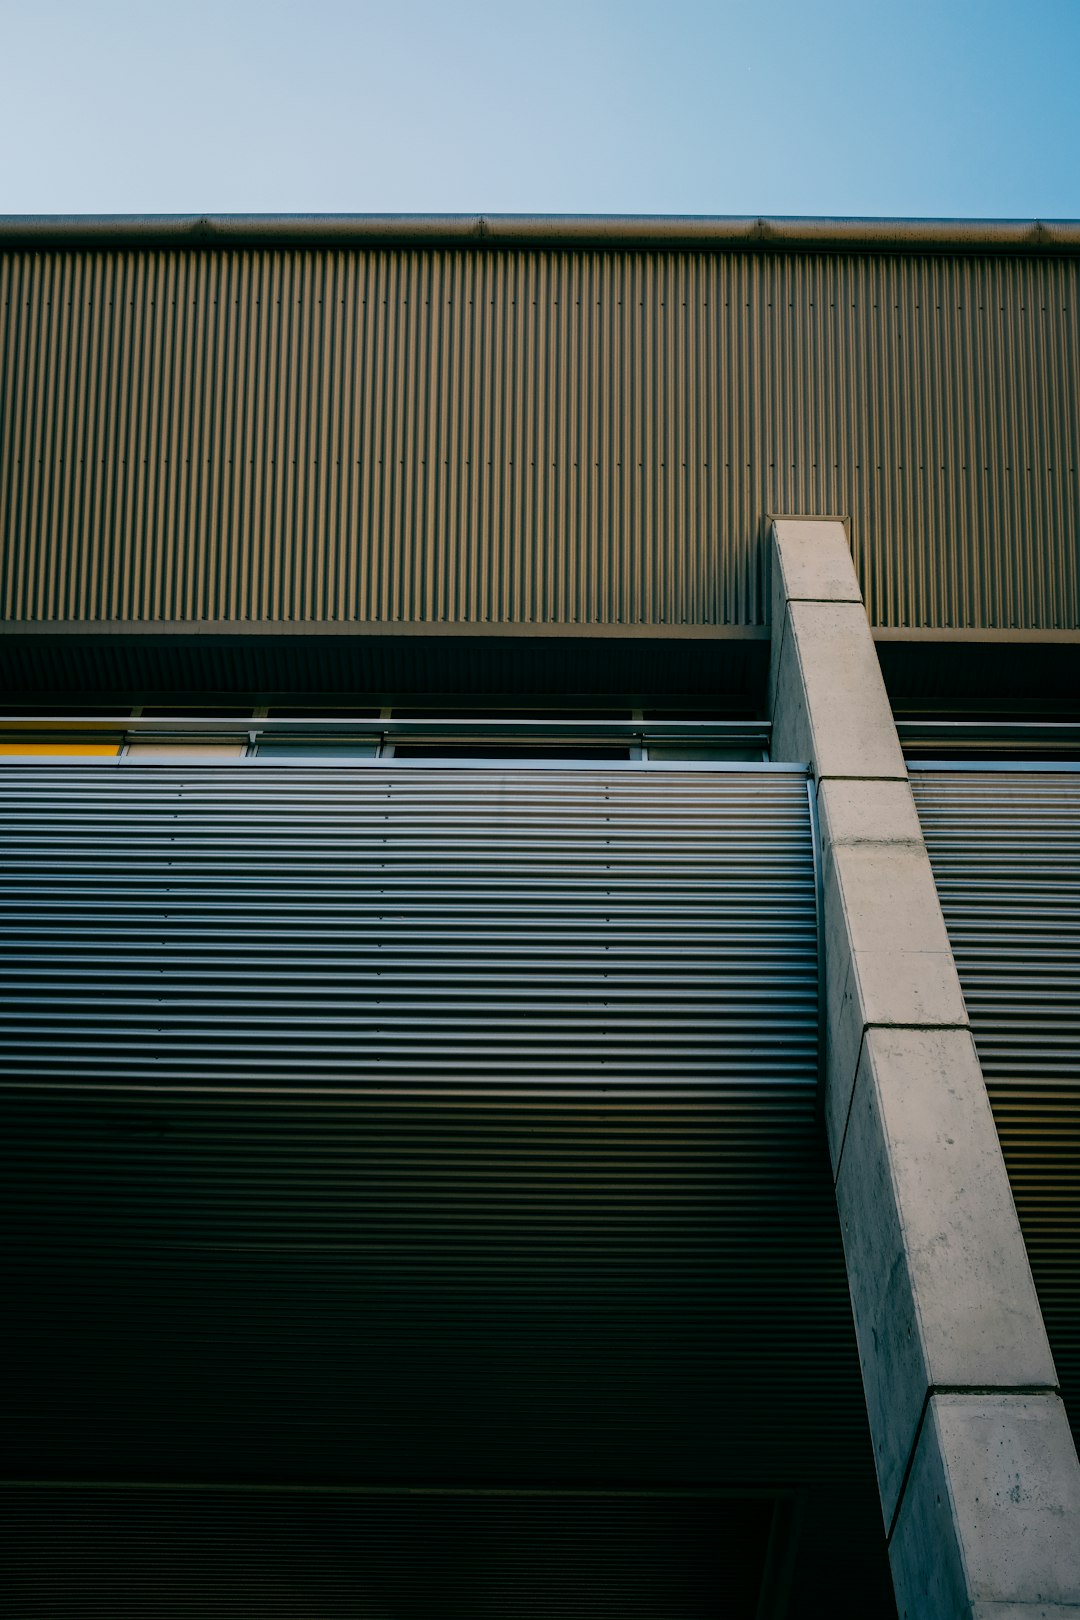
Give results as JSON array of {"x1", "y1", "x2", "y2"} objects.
[
  {"x1": 837, "y1": 1027, "x2": 1056, "y2": 1522},
  {"x1": 890, "y1": 1393, "x2": 1080, "y2": 1618},
  {"x1": 771, "y1": 600, "x2": 907, "y2": 781},
  {"x1": 768, "y1": 518, "x2": 1080, "y2": 1617}
]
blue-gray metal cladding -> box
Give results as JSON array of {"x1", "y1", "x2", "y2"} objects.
[
  {"x1": 0, "y1": 768, "x2": 820, "y2": 1086},
  {"x1": 0, "y1": 1488, "x2": 791, "y2": 1618},
  {"x1": 0, "y1": 765, "x2": 891, "y2": 1603},
  {"x1": 913, "y1": 768, "x2": 1080, "y2": 1451},
  {"x1": 1, "y1": 246, "x2": 1077, "y2": 629}
]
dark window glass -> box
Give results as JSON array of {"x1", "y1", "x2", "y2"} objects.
[
  {"x1": 139, "y1": 706, "x2": 255, "y2": 718},
  {"x1": 256, "y1": 741, "x2": 380, "y2": 760},
  {"x1": 388, "y1": 707, "x2": 633, "y2": 721},
  {"x1": 641, "y1": 708, "x2": 759, "y2": 721},
  {"x1": 264, "y1": 707, "x2": 382, "y2": 719},
  {"x1": 392, "y1": 744, "x2": 633, "y2": 760},
  {"x1": 0, "y1": 704, "x2": 134, "y2": 717}
]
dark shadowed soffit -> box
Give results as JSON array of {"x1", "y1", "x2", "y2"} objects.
[
  {"x1": 1, "y1": 622, "x2": 1077, "y2": 715},
  {"x1": 0, "y1": 623, "x2": 770, "y2": 707}
]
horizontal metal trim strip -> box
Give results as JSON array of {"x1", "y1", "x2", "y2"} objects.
[
  {"x1": 0, "y1": 716, "x2": 771, "y2": 736},
  {"x1": 0, "y1": 771, "x2": 807, "y2": 790},
  {"x1": 0, "y1": 757, "x2": 799, "y2": 773},
  {"x1": 3, "y1": 212, "x2": 1078, "y2": 252},
  {"x1": 11, "y1": 620, "x2": 1080, "y2": 643},
  {"x1": 0, "y1": 619, "x2": 772, "y2": 642},
  {"x1": 909, "y1": 762, "x2": 1080, "y2": 773}
]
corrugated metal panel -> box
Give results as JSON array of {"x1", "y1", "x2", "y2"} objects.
[
  {"x1": 1, "y1": 247, "x2": 1076, "y2": 630},
  {"x1": 0, "y1": 1486, "x2": 783, "y2": 1619},
  {"x1": 1, "y1": 767, "x2": 817, "y2": 1085},
  {"x1": 0, "y1": 765, "x2": 893, "y2": 1612},
  {"x1": 912, "y1": 768, "x2": 1080, "y2": 1448}
]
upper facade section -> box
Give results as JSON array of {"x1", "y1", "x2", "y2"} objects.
[{"x1": 2, "y1": 216, "x2": 1078, "y2": 631}]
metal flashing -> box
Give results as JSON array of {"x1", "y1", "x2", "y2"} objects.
[{"x1": 1, "y1": 213, "x2": 1078, "y2": 255}]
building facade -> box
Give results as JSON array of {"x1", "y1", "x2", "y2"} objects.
[{"x1": 1, "y1": 215, "x2": 1079, "y2": 1617}]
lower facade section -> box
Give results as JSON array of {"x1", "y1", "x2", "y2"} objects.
[
  {"x1": 914, "y1": 767, "x2": 1080, "y2": 1453},
  {"x1": 1, "y1": 763, "x2": 894, "y2": 1615}
]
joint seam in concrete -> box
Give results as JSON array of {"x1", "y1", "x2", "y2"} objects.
[
  {"x1": 780, "y1": 594, "x2": 863, "y2": 605},
  {"x1": 830, "y1": 1022, "x2": 871, "y2": 1188},
  {"x1": 826, "y1": 844, "x2": 927, "y2": 864},
  {"x1": 812, "y1": 773, "x2": 910, "y2": 786},
  {"x1": 886, "y1": 1383, "x2": 934, "y2": 1546},
  {"x1": 830, "y1": 1018, "x2": 974, "y2": 1190},
  {"x1": 771, "y1": 604, "x2": 791, "y2": 714},
  {"x1": 885, "y1": 1384, "x2": 1064, "y2": 1547}
]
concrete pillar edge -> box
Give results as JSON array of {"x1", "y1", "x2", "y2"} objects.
[{"x1": 767, "y1": 517, "x2": 1080, "y2": 1619}]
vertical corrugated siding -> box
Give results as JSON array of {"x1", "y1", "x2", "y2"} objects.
[
  {"x1": 913, "y1": 768, "x2": 1080, "y2": 1448},
  {"x1": 2, "y1": 248, "x2": 1077, "y2": 629}
]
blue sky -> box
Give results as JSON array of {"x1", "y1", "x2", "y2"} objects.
[{"x1": 1, "y1": 0, "x2": 1078, "y2": 218}]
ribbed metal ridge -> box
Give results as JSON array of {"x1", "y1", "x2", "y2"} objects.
[
  {"x1": 3, "y1": 245, "x2": 1077, "y2": 629},
  {"x1": 0, "y1": 1486, "x2": 783, "y2": 1618},
  {"x1": 0, "y1": 767, "x2": 816, "y2": 1083},
  {"x1": 913, "y1": 767, "x2": 1080, "y2": 1451},
  {"x1": 0, "y1": 764, "x2": 893, "y2": 1610}
]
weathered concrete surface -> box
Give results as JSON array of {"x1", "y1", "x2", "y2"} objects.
[
  {"x1": 968, "y1": 1607, "x2": 1080, "y2": 1618},
  {"x1": 771, "y1": 598, "x2": 908, "y2": 780},
  {"x1": 822, "y1": 834, "x2": 969, "y2": 1153},
  {"x1": 969, "y1": 1609, "x2": 1080, "y2": 1619},
  {"x1": 768, "y1": 518, "x2": 864, "y2": 726},
  {"x1": 769, "y1": 517, "x2": 1080, "y2": 1617},
  {"x1": 836, "y1": 1027, "x2": 1057, "y2": 1521},
  {"x1": 817, "y1": 776, "x2": 924, "y2": 851},
  {"x1": 771, "y1": 517, "x2": 865, "y2": 612},
  {"x1": 890, "y1": 1395, "x2": 1080, "y2": 1618}
]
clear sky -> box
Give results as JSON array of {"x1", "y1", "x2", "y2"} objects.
[{"x1": 1, "y1": 0, "x2": 1078, "y2": 219}]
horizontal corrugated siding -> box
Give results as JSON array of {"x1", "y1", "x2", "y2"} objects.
[
  {"x1": 0, "y1": 766, "x2": 893, "y2": 1611},
  {"x1": 1, "y1": 768, "x2": 817, "y2": 1085},
  {"x1": 0, "y1": 1484, "x2": 898, "y2": 1618},
  {"x1": 0, "y1": 1487, "x2": 780, "y2": 1619},
  {"x1": 913, "y1": 768, "x2": 1080, "y2": 1447},
  {"x1": 1, "y1": 247, "x2": 1076, "y2": 629}
]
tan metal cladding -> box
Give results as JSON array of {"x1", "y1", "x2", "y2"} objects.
[{"x1": 2, "y1": 245, "x2": 1077, "y2": 628}]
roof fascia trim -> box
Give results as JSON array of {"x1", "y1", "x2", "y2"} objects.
[{"x1": 1, "y1": 214, "x2": 1078, "y2": 255}]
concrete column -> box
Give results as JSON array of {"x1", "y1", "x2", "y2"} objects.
[{"x1": 769, "y1": 518, "x2": 1080, "y2": 1618}]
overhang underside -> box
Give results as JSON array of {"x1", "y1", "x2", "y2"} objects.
[{"x1": 1, "y1": 625, "x2": 1076, "y2": 715}]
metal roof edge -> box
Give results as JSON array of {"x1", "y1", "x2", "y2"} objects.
[{"x1": 1, "y1": 213, "x2": 1078, "y2": 254}]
